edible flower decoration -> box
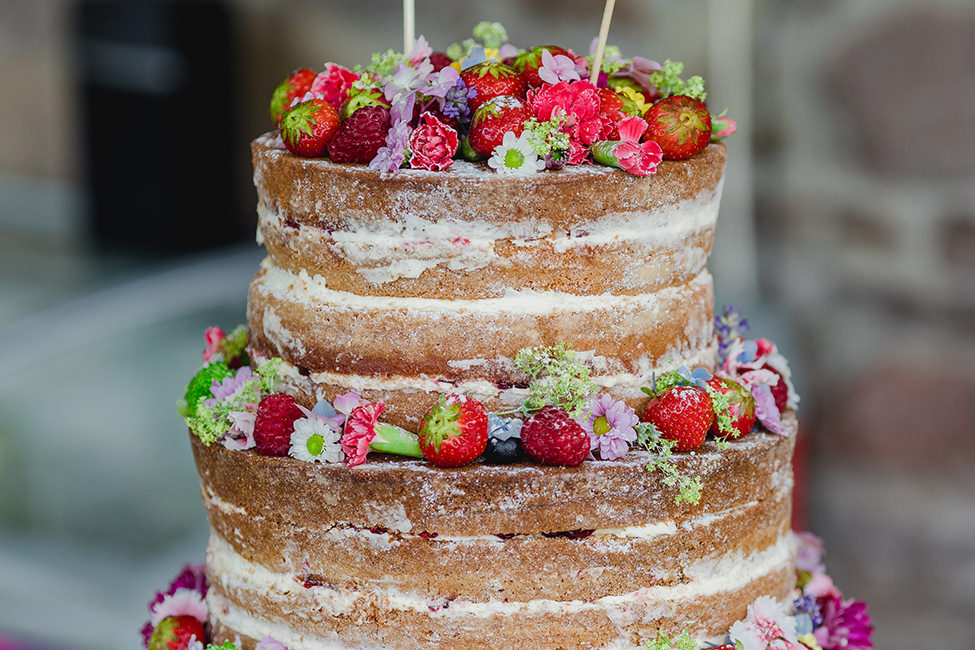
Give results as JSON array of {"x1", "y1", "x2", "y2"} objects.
[
  {"x1": 340, "y1": 401, "x2": 423, "y2": 466},
  {"x1": 488, "y1": 131, "x2": 545, "y2": 175},
  {"x1": 140, "y1": 564, "x2": 208, "y2": 648},
  {"x1": 729, "y1": 596, "x2": 804, "y2": 650},
  {"x1": 289, "y1": 412, "x2": 343, "y2": 463},
  {"x1": 590, "y1": 115, "x2": 663, "y2": 176},
  {"x1": 537, "y1": 48, "x2": 586, "y2": 84},
  {"x1": 409, "y1": 112, "x2": 459, "y2": 171},
  {"x1": 576, "y1": 394, "x2": 639, "y2": 460}
]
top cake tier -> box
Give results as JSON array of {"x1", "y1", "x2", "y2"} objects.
[{"x1": 248, "y1": 135, "x2": 726, "y2": 427}]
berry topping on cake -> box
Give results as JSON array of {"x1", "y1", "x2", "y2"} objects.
[
  {"x1": 643, "y1": 94, "x2": 712, "y2": 161},
  {"x1": 521, "y1": 406, "x2": 590, "y2": 466},
  {"x1": 468, "y1": 95, "x2": 531, "y2": 158},
  {"x1": 706, "y1": 376, "x2": 757, "y2": 439},
  {"x1": 147, "y1": 615, "x2": 205, "y2": 650},
  {"x1": 428, "y1": 51, "x2": 454, "y2": 72},
  {"x1": 309, "y1": 62, "x2": 359, "y2": 111},
  {"x1": 642, "y1": 385, "x2": 714, "y2": 452},
  {"x1": 327, "y1": 105, "x2": 392, "y2": 163},
  {"x1": 418, "y1": 395, "x2": 489, "y2": 467},
  {"x1": 460, "y1": 61, "x2": 527, "y2": 112},
  {"x1": 280, "y1": 98, "x2": 341, "y2": 158},
  {"x1": 269, "y1": 67, "x2": 316, "y2": 127},
  {"x1": 253, "y1": 393, "x2": 305, "y2": 457}
]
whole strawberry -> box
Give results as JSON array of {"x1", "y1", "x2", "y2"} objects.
[
  {"x1": 269, "y1": 68, "x2": 316, "y2": 127},
  {"x1": 253, "y1": 393, "x2": 304, "y2": 457},
  {"x1": 468, "y1": 95, "x2": 531, "y2": 158},
  {"x1": 521, "y1": 406, "x2": 590, "y2": 467},
  {"x1": 327, "y1": 105, "x2": 391, "y2": 164},
  {"x1": 148, "y1": 615, "x2": 206, "y2": 650},
  {"x1": 643, "y1": 94, "x2": 712, "y2": 161},
  {"x1": 418, "y1": 395, "x2": 489, "y2": 467},
  {"x1": 513, "y1": 45, "x2": 576, "y2": 87},
  {"x1": 460, "y1": 61, "x2": 527, "y2": 112},
  {"x1": 280, "y1": 98, "x2": 340, "y2": 158},
  {"x1": 706, "y1": 376, "x2": 756, "y2": 439},
  {"x1": 642, "y1": 385, "x2": 714, "y2": 451}
]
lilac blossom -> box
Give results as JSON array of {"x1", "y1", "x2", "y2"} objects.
[
  {"x1": 577, "y1": 394, "x2": 639, "y2": 460},
  {"x1": 793, "y1": 593, "x2": 824, "y2": 629},
  {"x1": 204, "y1": 365, "x2": 253, "y2": 405},
  {"x1": 538, "y1": 48, "x2": 584, "y2": 84},
  {"x1": 384, "y1": 60, "x2": 434, "y2": 119},
  {"x1": 369, "y1": 119, "x2": 412, "y2": 172},
  {"x1": 442, "y1": 78, "x2": 475, "y2": 125}
]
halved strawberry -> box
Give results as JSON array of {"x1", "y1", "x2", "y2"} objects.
[
  {"x1": 460, "y1": 61, "x2": 527, "y2": 112},
  {"x1": 642, "y1": 385, "x2": 714, "y2": 451},
  {"x1": 279, "y1": 98, "x2": 340, "y2": 158},
  {"x1": 706, "y1": 376, "x2": 756, "y2": 439},
  {"x1": 643, "y1": 94, "x2": 712, "y2": 160},
  {"x1": 468, "y1": 95, "x2": 531, "y2": 158},
  {"x1": 418, "y1": 395, "x2": 489, "y2": 467},
  {"x1": 269, "y1": 68, "x2": 316, "y2": 127}
]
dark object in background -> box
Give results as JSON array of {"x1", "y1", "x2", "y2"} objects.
[{"x1": 74, "y1": 1, "x2": 245, "y2": 254}]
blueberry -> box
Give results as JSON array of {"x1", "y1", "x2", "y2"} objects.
[{"x1": 482, "y1": 436, "x2": 524, "y2": 464}]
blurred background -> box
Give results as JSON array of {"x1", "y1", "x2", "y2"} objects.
[{"x1": 0, "y1": 0, "x2": 972, "y2": 648}]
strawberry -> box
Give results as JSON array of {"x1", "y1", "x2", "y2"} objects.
[
  {"x1": 148, "y1": 615, "x2": 206, "y2": 650},
  {"x1": 269, "y1": 68, "x2": 316, "y2": 127},
  {"x1": 642, "y1": 385, "x2": 714, "y2": 451},
  {"x1": 706, "y1": 376, "x2": 756, "y2": 439},
  {"x1": 468, "y1": 95, "x2": 531, "y2": 158},
  {"x1": 279, "y1": 98, "x2": 340, "y2": 158},
  {"x1": 520, "y1": 406, "x2": 590, "y2": 467},
  {"x1": 513, "y1": 45, "x2": 576, "y2": 87},
  {"x1": 643, "y1": 94, "x2": 712, "y2": 160},
  {"x1": 418, "y1": 395, "x2": 489, "y2": 467},
  {"x1": 597, "y1": 87, "x2": 638, "y2": 140},
  {"x1": 253, "y1": 393, "x2": 305, "y2": 457},
  {"x1": 460, "y1": 62, "x2": 527, "y2": 112}
]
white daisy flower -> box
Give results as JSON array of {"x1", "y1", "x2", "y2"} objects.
[
  {"x1": 289, "y1": 416, "x2": 343, "y2": 463},
  {"x1": 487, "y1": 131, "x2": 545, "y2": 175}
]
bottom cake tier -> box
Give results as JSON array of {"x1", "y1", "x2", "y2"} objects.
[{"x1": 191, "y1": 415, "x2": 798, "y2": 650}]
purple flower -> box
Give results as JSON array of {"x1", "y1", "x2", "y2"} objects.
[
  {"x1": 369, "y1": 119, "x2": 412, "y2": 173},
  {"x1": 793, "y1": 593, "x2": 824, "y2": 628},
  {"x1": 814, "y1": 597, "x2": 874, "y2": 650},
  {"x1": 677, "y1": 365, "x2": 712, "y2": 389},
  {"x1": 442, "y1": 78, "x2": 475, "y2": 125},
  {"x1": 716, "y1": 304, "x2": 749, "y2": 363},
  {"x1": 577, "y1": 394, "x2": 639, "y2": 460},
  {"x1": 205, "y1": 366, "x2": 253, "y2": 405}
]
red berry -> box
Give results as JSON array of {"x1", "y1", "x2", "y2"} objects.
[
  {"x1": 513, "y1": 45, "x2": 577, "y2": 87},
  {"x1": 253, "y1": 393, "x2": 304, "y2": 457},
  {"x1": 597, "y1": 87, "x2": 636, "y2": 140},
  {"x1": 269, "y1": 68, "x2": 316, "y2": 127},
  {"x1": 521, "y1": 406, "x2": 590, "y2": 467},
  {"x1": 327, "y1": 105, "x2": 391, "y2": 164},
  {"x1": 280, "y1": 98, "x2": 340, "y2": 158},
  {"x1": 428, "y1": 52, "x2": 454, "y2": 72},
  {"x1": 460, "y1": 62, "x2": 527, "y2": 112},
  {"x1": 643, "y1": 94, "x2": 712, "y2": 161},
  {"x1": 148, "y1": 615, "x2": 206, "y2": 650},
  {"x1": 468, "y1": 95, "x2": 531, "y2": 158},
  {"x1": 642, "y1": 385, "x2": 714, "y2": 451},
  {"x1": 706, "y1": 376, "x2": 756, "y2": 439},
  {"x1": 763, "y1": 363, "x2": 789, "y2": 412},
  {"x1": 418, "y1": 395, "x2": 489, "y2": 467}
]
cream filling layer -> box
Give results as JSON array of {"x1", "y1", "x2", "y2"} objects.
[
  {"x1": 255, "y1": 258, "x2": 712, "y2": 315},
  {"x1": 207, "y1": 531, "x2": 795, "y2": 621}
]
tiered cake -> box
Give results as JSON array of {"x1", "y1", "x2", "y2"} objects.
[{"x1": 189, "y1": 139, "x2": 797, "y2": 649}]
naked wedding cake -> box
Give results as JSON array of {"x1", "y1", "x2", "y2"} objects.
[{"x1": 141, "y1": 23, "x2": 873, "y2": 650}]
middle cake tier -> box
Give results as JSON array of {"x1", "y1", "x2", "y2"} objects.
[{"x1": 247, "y1": 259, "x2": 716, "y2": 428}]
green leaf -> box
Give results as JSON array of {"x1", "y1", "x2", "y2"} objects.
[
  {"x1": 648, "y1": 59, "x2": 708, "y2": 102},
  {"x1": 514, "y1": 344, "x2": 595, "y2": 417},
  {"x1": 636, "y1": 422, "x2": 703, "y2": 506}
]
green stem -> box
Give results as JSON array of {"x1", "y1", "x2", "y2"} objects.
[{"x1": 370, "y1": 423, "x2": 423, "y2": 458}]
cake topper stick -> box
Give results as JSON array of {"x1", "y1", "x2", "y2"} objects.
[
  {"x1": 590, "y1": 0, "x2": 617, "y2": 85},
  {"x1": 404, "y1": 0, "x2": 415, "y2": 55}
]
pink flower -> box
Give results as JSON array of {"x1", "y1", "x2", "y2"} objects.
[
  {"x1": 529, "y1": 80, "x2": 609, "y2": 159},
  {"x1": 333, "y1": 392, "x2": 364, "y2": 418},
  {"x1": 577, "y1": 394, "x2": 639, "y2": 460},
  {"x1": 149, "y1": 588, "x2": 208, "y2": 627},
  {"x1": 142, "y1": 565, "x2": 208, "y2": 646},
  {"x1": 340, "y1": 401, "x2": 386, "y2": 466},
  {"x1": 202, "y1": 326, "x2": 225, "y2": 362},
  {"x1": 409, "y1": 112, "x2": 459, "y2": 171},
  {"x1": 795, "y1": 531, "x2": 827, "y2": 576},
  {"x1": 729, "y1": 596, "x2": 801, "y2": 650},
  {"x1": 713, "y1": 115, "x2": 738, "y2": 140},
  {"x1": 805, "y1": 573, "x2": 842, "y2": 600},
  {"x1": 589, "y1": 116, "x2": 663, "y2": 176},
  {"x1": 222, "y1": 410, "x2": 257, "y2": 450},
  {"x1": 538, "y1": 48, "x2": 584, "y2": 84},
  {"x1": 814, "y1": 597, "x2": 874, "y2": 650},
  {"x1": 310, "y1": 63, "x2": 359, "y2": 110},
  {"x1": 255, "y1": 637, "x2": 289, "y2": 650},
  {"x1": 408, "y1": 35, "x2": 433, "y2": 65}
]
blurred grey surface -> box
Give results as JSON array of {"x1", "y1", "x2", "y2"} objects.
[{"x1": 1, "y1": 0, "x2": 974, "y2": 649}]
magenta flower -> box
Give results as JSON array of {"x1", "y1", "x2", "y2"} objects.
[
  {"x1": 814, "y1": 597, "x2": 874, "y2": 650},
  {"x1": 538, "y1": 48, "x2": 584, "y2": 84},
  {"x1": 590, "y1": 116, "x2": 663, "y2": 176},
  {"x1": 142, "y1": 564, "x2": 207, "y2": 646},
  {"x1": 310, "y1": 62, "x2": 359, "y2": 110},
  {"x1": 577, "y1": 394, "x2": 639, "y2": 460},
  {"x1": 529, "y1": 80, "x2": 610, "y2": 164},
  {"x1": 202, "y1": 326, "x2": 225, "y2": 362},
  {"x1": 409, "y1": 112, "x2": 459, "y2": 171},
  {"x1": 340, "y1": 402, "x2": 422, "y2": 466},
  {"x1": 729, "y1": 596, "x2": 803, "y2": 650},
  {"x1": 369, "y1": 119, "x2": 412, "y2": 172}
]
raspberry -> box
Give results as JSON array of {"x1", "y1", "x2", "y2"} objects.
[
  {"x1": 327, "y1": 105, "x2": 391, "y2": 163},
  {"x1": 428, "y1": 52, "x2": 453, "y2": 72},
  {"x1": 520, "y1": 406, "x2": 590, "y2": 467},
  {"x1": 253, "y1": 393, "x2": 304, "y2": 457}
]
